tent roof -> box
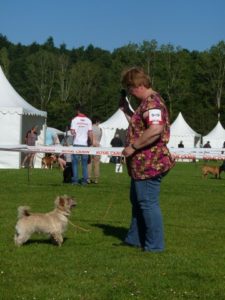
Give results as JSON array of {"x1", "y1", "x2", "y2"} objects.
[
  {"x1": 47, "y1": 127, "x2": 64, "y2": 135},
  {"x1": 46, "y1": 127, "x2": 64, "y2": 145},
  {"x1": 0, "y1": 66, "x2": 47, "y2": 117},
  {"x1": 100, "y1": 109, "x2": 128, "y2": 130},
  {"x1": 170, "y1": 112, "x2": 200, "y2": 137},
  {"x1": 203, "y1": 121, "x2": 225, "y2": 139}
]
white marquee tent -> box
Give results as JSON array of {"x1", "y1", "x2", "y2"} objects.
[
  {"x1": 99, "y1": 109, "x2": 128, "y2": 162},
  {"x1": 0, "y1": 66, "x2": 47, "y2": 169},
  {"x1": 168, "y1": 112, "x2": 201, "y2": 148},
  {"x1": 100, "y1": 109, "x2": 129, "y2": 147},
  {"x1": 202, "y1": 121, "x2": 225, "y2": 148},
  {"x1": 46, "y1": 127, "x2": 64, "y2": 145}
]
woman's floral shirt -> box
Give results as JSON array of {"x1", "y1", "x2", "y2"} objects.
[{"x1": 126, "y1": 93, "x2": 175, "y2": 179}]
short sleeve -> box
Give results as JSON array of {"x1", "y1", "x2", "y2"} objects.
[{"x1": 145, "y1": 108, "x2": 164, "y2": 125}]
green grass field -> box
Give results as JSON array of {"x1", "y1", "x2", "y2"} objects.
[{"x1": 1, "y1": 162, "x2": 225, "y2": 300}]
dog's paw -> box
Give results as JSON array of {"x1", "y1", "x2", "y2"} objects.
[{"x1": 51, "y1": 235, "x2": 63, "y2": 246}]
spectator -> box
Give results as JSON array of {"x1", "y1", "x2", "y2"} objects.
[
  {"x1": 110, "y1": 133, "x2": 123, "y2": 163},
  {"x1": 21, "y1": 126, "x2": 38, "y2": 168},
  {"x1": 219, "y1": 160, "x2": 225, "y2": 174},
  {"x1": 178, "y1": 141, "x2": 184, "y2": 148},
  {"x1": 61, "y1": 139, "x2": 73, "y2": 183},
  {"x1": 88, "y1": 116, "x2": 102, "y2": 184},
  {"x1": 203, "y1": 141, "x2": 211, "y2": 148},
  {"x1": 58, "y1": 152, "x2": 72, "y2": 171},
  {"x1": 70, "y1": 104, "x2": 93, "y2": 185}
]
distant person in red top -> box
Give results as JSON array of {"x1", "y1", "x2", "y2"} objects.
[
  {"x1": 21, "y1": 126, "x2": 38, "y2": 168},
  {"x1": 70, "y1": 104, "x2": 93, "y2": 185}
]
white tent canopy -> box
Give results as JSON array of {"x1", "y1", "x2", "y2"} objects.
[
  {"x1": 168, "y1": 112, "x2": 201, "y2": 148},
  {"x1": 202, "y1": 121, "x2": 225, "y2": 148},
  {"x1": 99, "y1": 109, "x2": 128, "y2": 162},
  {"x1": 99, "y1": 109, "x2": 128, "y2": 147},
  {"x1": 46, "y1": 127, "x2": 64, "y2": 145},
  {"x1": 0, "y1": 66, "x2": 47, "y2": 168}
]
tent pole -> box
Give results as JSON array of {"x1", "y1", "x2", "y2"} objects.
[{"x1": 27, "y1": 165, "x2": 30, "y2": 183}]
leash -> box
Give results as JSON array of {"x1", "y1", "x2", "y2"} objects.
[
  {"x1": 102, "y1": 199, "x2": 113, "y2": 221},
  {"x1": 68, "y1": 220, "x2": 90, "y2": 232}
]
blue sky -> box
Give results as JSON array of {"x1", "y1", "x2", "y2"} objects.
[{"x1": 0, "y1": 0, "x2": 225, "y2": 52}]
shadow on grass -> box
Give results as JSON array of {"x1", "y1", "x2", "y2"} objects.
[
  {"x1": 22, "y1": 237, "x2": 68, "y2": 246},
  {"x1": 25, "y1": 183, "x2": 65, "y2": 187},
  {"x1": 92, "y1": 223, "x2": 127, "y2": 241}
]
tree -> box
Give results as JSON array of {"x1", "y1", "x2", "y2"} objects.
[
  {"x1": 57, "y1": 54, "x2": 72, "y2": 103},
  {"x1": 43, "y1": 36, "x2": 55, "y2": 50},
  {"x1": 193, "y1": 42, "x2": 225, "y2": 131},
  {"x1": 157, "y1": 44, "x2": 192, "y2": 119},
  {"x1": 26, "y1": 49, "x2": 57, "y2": 110},
  {"x1": 208, "y1": 42, "x2": 225, "y2": 121},
  {"x1": 139, "y1": 39, "x2": 158, "y2": 86},
  {"x1": 70, "y1": 61, "x2": 102, "y2": 116},
  {"x1": 0, "y1": 34, "x2": 10, "y2": 48},
  {"x1": 0, "y1": 47, "x2": 10, "y2": 76}
]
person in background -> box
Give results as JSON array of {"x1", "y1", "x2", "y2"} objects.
[
  {"x1": 70, "y1": 104, "x2": 93, "y2": 185},
  {"x1": 110, "y1": 133, "x2": 123, "y2": 163},
  {"x1": 219, "y1": 160, "x2": 225, "y2": 174},
  {"x1": 120, "y1": 67, "x2": 174, "y2": 252},
  {"x1": 58, "y1": 152, "x2": 70, "y2": 171},
  {"x1": 57, "y1": 155, "x2": 65, "y2": 170},
  {"x1": 203, "y1": 141, "x2": 211, "y2": 148},
  {"x1": 21, "y1": 126, "x2": 38, "y2": 168},
  {"x1": 178, "y1": 140, "x2": 184, "y2": 148},
  {"x1": 61, "y1": 137, "x2": 73, "y2": 183},
  {"x1": 87, "y1": 116, "x2": 102, "y2": 184}
]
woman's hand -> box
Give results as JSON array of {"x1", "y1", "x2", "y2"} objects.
[{"x1": 122, "y1": 145, "x2": 135, "y2": 157}]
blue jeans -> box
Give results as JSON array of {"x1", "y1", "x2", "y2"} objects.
[
  {"x1": 72, "y1": 145, "x2": 88, "y2": 184},
  {"x1": 125, "y1": 176, "x2": 164, "y2": 252}
]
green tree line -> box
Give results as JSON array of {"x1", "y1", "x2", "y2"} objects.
[{"x1": 0, "y1": 34, "x2": 225, "y2": 134}]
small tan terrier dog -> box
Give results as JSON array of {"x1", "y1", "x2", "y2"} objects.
[{"x1": 14, "y1": 195, "x2": 76, "y2": 246}]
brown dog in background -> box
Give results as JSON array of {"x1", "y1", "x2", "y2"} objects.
[
  {"x1": 202, "y1": 165, "x2": 221, "y2": 179},
  {"x1": 42, "y1": 154, "x2": 57, "y2": 169}
]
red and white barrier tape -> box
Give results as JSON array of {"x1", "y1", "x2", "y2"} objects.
[
  {"x1": 0, "y1": 145, "x2": 225, "y2": 160},
  {"x1": 0, "y1": 145, "x2": 123, "y2": 156}
]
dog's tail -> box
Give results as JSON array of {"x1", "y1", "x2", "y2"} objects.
[{"x1": 17, "y1": 206, "x2": 31, "y2": 219}]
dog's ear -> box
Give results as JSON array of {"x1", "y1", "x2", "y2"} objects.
[
  {"x1": 55, "y1": 196, "x2": 65, "y2": 207},
  {"x1": 59, "y1": 197, "x2": 65, "y2": 207}
]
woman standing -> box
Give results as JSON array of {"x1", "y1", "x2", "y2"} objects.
[
  {"x1": 21, "y1": 126, "x2": 38, "y2": 168},
  {"x1": 121, "y1": 67, "x2": 174, "y2": 252}
]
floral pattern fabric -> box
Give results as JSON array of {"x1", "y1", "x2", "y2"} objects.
[{"x1": 126, "y1": 93, "x2": 175, "y2": 179}]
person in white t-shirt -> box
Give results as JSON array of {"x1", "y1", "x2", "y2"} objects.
[{"x1": 70, "y1": 104, "x2": 93, "y2": 185}]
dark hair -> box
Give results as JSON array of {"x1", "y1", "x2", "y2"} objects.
[
  {"x1": 75, "y1": 103, "x2": 87, "y2": 114},
  {"x1": 92, "y1": 115, "x2": 101, "y2": 124},
  {"x1": 75, "y1": 103, "x2": 85, "y2": 113}
]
